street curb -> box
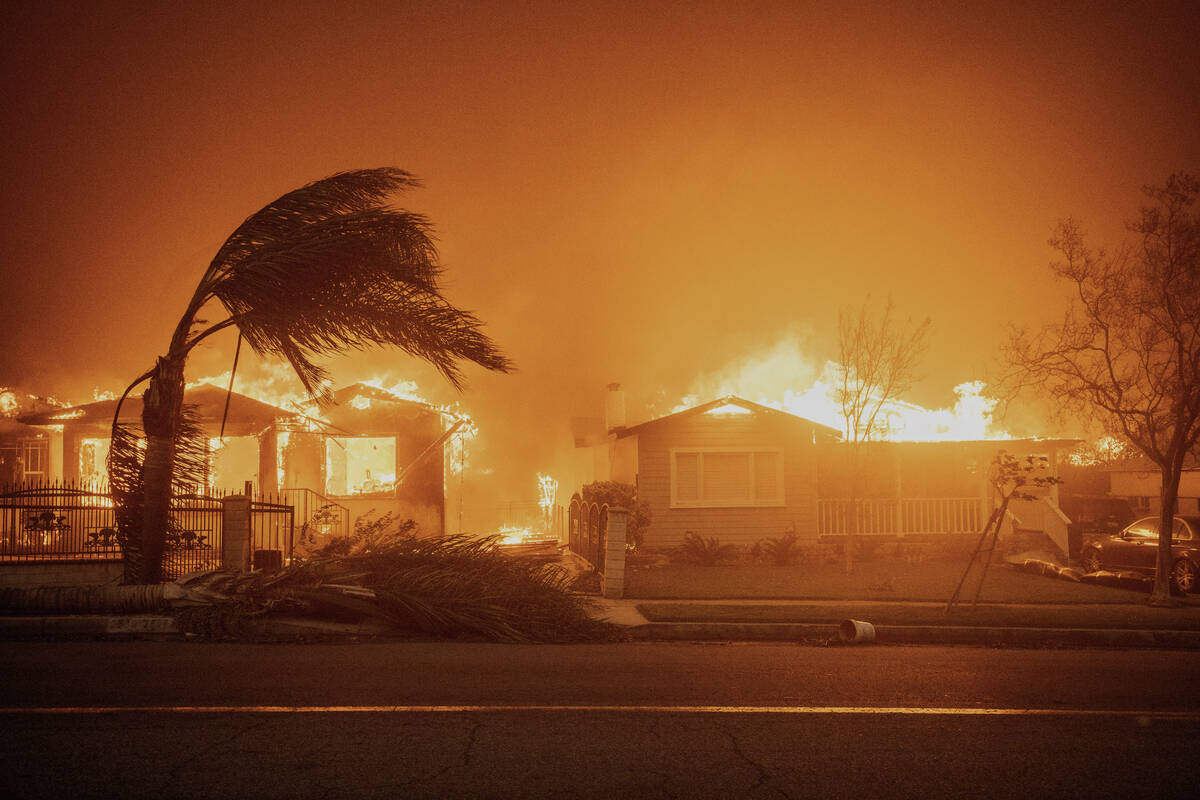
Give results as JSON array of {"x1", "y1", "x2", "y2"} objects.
[
  {"x1": 0, "y1": 615, "x2": 180, "y2": 638},
  {"x1": 627, "y1": 621, "x2": 1200, "y2": 648}
]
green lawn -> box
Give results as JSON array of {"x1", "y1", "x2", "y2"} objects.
[{"x1": 625, "y1": 556, "x2": 1182, "y2": 605}]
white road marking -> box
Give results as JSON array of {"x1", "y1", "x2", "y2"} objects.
[{"x1": 1, "y1": 705, "x2": 1198, "y2": 718}]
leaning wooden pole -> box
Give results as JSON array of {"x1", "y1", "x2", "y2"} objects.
[
  {"x1": 971, "y1": 497, "x2": 1012, "y2": 608},
  {"x1": 945, "y1": 505, "x2": 1000, "y2": 614}
]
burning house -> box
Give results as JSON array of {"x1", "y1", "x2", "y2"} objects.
[
  {"x1": 262, "y1": 382, "x2": 454, "y2": 535},
  {"x1": 1, "y1": 388, "x2": 67, "y2": 486},
  {"x1": 15, "y1": 382, "x2": 459, "y2": 536},
  {"x1": 17, "y1": 384, "x2": 295, "y2": 492},
  {"x1": 573, "y1": 386, "x2": 1078, "y2": 557}
]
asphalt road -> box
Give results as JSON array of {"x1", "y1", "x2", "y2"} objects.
[{"x1": 2, "y1": 642, "x2": 1198, "y2": 799}]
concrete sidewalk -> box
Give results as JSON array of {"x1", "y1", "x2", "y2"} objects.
[
  {"x1": 591, "y1": 597, "x2": 1200, "y2": 648},
  {"x1": 4, "y1": 596, "x2": 1199, "y2": 648}
]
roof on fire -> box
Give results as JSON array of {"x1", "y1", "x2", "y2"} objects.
[
  {"x1": 614, "y1": 395, "x2": 843, "y2": 440},
  {"x1": 17, "y1": 383, "x2": 296, "y2": 429}
]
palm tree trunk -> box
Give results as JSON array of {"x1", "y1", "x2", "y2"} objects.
[{"x1": 134, "y1": 356, "x2": 186, "y2": 584}]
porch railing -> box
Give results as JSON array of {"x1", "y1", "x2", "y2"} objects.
[{"x1": 817, "y1": 497, "x2": 984, "y2": 536}]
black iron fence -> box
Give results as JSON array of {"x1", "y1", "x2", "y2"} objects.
[
  {"x1": 283, "y1": 488, "x2": 350, "y2": 549},
  {"x1": 161, "y1": 493, "x2": 224, "y2": 580},
  {"x1": 568, "y1": 497, "x2": 608, "y2": 573},
  {"x1": 251, "y1": 496, "x2": 295, "y2": 566},
  {"x1": 1, "y1": 481, "x2": 298, "y2": 579},
  {"x1": 0, "y1": 482, "x2": 120, "y2": 562}
]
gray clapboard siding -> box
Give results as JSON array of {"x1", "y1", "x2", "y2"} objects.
[{"x1": 633, "y1": 412, "x2": 820, "y2": 550}]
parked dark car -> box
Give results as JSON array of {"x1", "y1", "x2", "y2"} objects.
[
  {"x1": 1080, "y1": 515, "x2": 1200, "y2": 593},
  {"x1": 1059, "y1": 496, "x2": 1136, "y2": 559}
]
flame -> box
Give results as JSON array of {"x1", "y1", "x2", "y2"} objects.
[
  {"x1": 1, "y1": 387, "x2": 71, "y2": 418},
  {"x1": 497, "y1": 524, "x2": 539, "y2": 545},
  {"x1": 276, "y1": 430, "x2": 290, "y2": 490},
  {"x1": 187, "y1": 361, "x2": 313, "y2": 413},
  {"x1": 79, "y1": 438, "x2": 110, "y2": 489},
  {"x1": 705, "y1": 402, "x2": 752, "y2": 416},
  {"x1": 537, "y1": 472, "x2": 558, "y2": 512},
  {"x1": 1068, "y1": 436, "x2": 1133, "y2": 466},
  {"x1": 0, "y1": 389, "x2": 18, "y2": 417},
  {"x1": 671, "y1": 337, "x2": 1009, "y2": 442},
  {"x1": 359, "y1": 376, "x2": 426, "y2": 404}
]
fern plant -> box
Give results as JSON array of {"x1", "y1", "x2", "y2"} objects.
[
  {"x1": 677, "y1": 532, "x2": 739, "y2": 566},
  {"x1": 753, "y1": 533, "x2": 802, "y2": 566}
]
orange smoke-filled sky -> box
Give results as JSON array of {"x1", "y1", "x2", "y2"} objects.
[{"x1": 2, "y1": 1, "x2": 1198, "y2": 497}]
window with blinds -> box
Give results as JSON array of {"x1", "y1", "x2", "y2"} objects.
[{"x1": 670, "y1": 449, "x2": 784, "y2": 507}]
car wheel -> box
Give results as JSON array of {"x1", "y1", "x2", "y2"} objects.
[
  {"x1": 1081, "y1": 548, "x2": 1103, "y2": 573},
  {"x1": 1170, "y1": 559, "x2": 1197, "y2": 595}
]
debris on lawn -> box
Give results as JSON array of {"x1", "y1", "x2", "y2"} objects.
[
  {"x1": 1012, "y1": 558, "x2": 1083, "y2": 582},
  {"x1": 1079, "y1": 570, "x2": 1155, "y2": 592},
  {"x1": 1010, "y1": 558, "x2": 1155, "y2": 592}
]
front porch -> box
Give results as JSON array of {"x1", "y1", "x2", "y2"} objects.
[
  {"x1": 817, "y1": 497, "x2": 985, "y2": 537},
  {"x1": 817, "y1": 495, "x2": 1071, "y2": 560}
]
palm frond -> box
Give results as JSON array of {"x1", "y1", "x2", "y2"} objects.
[
  {"x1": 203, "y1": 168, "x2": 425, "y2": 288},
  {"x1": 186, "y1": 527, "x2": 619, "y2": 643},
  {"x1": 191, "y1": 169, "x2": 511, "y2": 401},
  {"x1": 108, "y1": 404, "x2": 211, "y2": 555}
]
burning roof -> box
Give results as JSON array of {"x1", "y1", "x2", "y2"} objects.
[
  {"x1": 615, "y1": 395, "x2": 842, "y2": 440},
  {"x1": 17, "y1": 383, "x2": 296, "y2": 432}
]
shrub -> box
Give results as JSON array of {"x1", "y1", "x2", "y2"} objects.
[
  {"x1": 676, "y1": 531, "x2": 740, "y2": 566},
  {"x1": 580, "y1": 480, "x2": 652, "y2": 551},
  {"x1": 752, "y1": 533, "x2": 803, "y2": 566},
  {"x1": 312, "y1": 511, "x2": 417, "y2": 557}
]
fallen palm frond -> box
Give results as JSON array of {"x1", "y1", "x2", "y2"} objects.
[{"x1": 176, "y1": 528, "x2": 621, "y2": 643}]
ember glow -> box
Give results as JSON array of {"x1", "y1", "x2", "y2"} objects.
[{"x1": 497, "y1": 525, "x2": 539, "y2": 546}]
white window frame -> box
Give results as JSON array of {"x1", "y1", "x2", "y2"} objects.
[
  {"x1": 669, "y1": 447, "x2": 784, "y2": 508},
  {"x1": 20, "y1": 438, "x2": 48, "y2": 479}
]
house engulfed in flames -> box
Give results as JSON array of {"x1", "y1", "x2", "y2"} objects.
[
  {"x1": 1, "y1": 388, "x2": 67, "y2": 485},
  {"x1": 570, "y1": 385, "x2": 1078, "y2": 557},
  {"x1": 16, "y1": 382, "x2": 455, "y2": 536}
]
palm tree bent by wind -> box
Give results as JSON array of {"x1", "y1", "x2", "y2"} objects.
[{"x1": 110, "y1": 169, "x2": 511, "y2": 584}]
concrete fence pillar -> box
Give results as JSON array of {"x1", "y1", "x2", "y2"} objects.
[
  {"x1": 221, "y1": 495, "x2": 252, "y2": 572},
  {"x1": 603, "y1": 507, "x2": 628, "y2": 598}
]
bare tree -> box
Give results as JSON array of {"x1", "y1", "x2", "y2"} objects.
[
  {"x1": 111, "y1": 169, "x2": 511, "y2": 584},
  {"x1": 1007, "y1": 173, "x2": 1200, "y2": 605},
  {"x1": 836, "y1": 297, "x2": 930, "y2": 572}
]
